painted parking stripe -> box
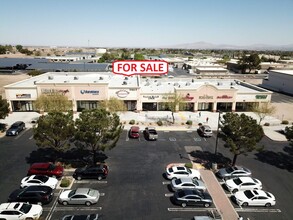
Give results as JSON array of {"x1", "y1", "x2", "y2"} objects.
[
  {"x1": 168, "y1": 207, "x2": 216, "y2": 212},
  {"x1": 169, "y1": 137, "x2": 176, "y2": 141},
  {"x1": 193, "y1": 137, "x2": 201, "y2": 142},
  {"x1": 29, "y1": 135, "x2": 34, "y2": 140},
  {"x1": 14, "y1": 129, "x2": 29, "y2": 140},
  {"x1": 45, "y1": 189, "x2": 63, "y2": 220},
  {"x1": 125, "y1": 132, "x2": 129, "y2": 141},
  {"x1": 158, "y1": 138, "x2": 167, "y2": 141},
  {"x1": 162, "y1": 181, "x2": 170, "y2": 185},
  {"x1": 74, "y1": 180, "x2": 107, "y2": 184},
  {"x1": 100, "y1": 193, "x2": 105, "y2": 196},
  {"x1": 44, "y1": 207, "x2": 102, "y2": 211},
  {"x1": 186, "y1": 131, "x2": 193, "y2": 133},
  {"x1": 164, "y1": 131, "x2": 170, "y2": 133},
  {"x1": 165, "y1": 193, "x2": 173, "y2": 197},
  {"x1": 235, "y1": 208, "x2": 281, "y2": 213}
]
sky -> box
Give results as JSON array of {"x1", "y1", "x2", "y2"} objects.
[{"x1": 1, "y1": 0, "x2": 293, "y2": 48}]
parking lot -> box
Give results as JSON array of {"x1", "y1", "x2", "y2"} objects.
[{"x1": 0, "y1": 128, "x2": 292, "y2": 220}]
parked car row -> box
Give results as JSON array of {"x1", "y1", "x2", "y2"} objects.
[
  {"x1": 216, "y1": 166, "x2": 276, "y2": 207},
  {"x1": 129, "y1": 126, "x2": 159, "y2": 140},
  {"x1": 164, "y1": 164, "x2": 214, "y2": 208}
]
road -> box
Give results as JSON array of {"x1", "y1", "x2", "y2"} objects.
[{"x1": 0, "y1": 129, "x2": 292, "y2": 220}]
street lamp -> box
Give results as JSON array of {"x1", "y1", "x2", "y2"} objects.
[{"x1": 214, "y1": 111, "x2": 222, "y2": 155}]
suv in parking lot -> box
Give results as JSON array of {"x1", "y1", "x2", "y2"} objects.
[
  {"x1": 129, "y1": 126, "x2": 140, "y2": 138},
  {"x1": 8, "y1": 185, "x2": 53, "y2": 205},
  {"x1": 198, "y1": 125, "x2": 213, "y2": 137},
  {"x1": 6, "y1": 121, "x2": 26, "y2": 136},
  {"x1": 27, "y1": 162, "x2": 64, "y2": 178},
  {"x1": 73, "y1": 164, "x2": 109, "y2": 180},
  {"x1": 0, "y1": 202, "x2": 43, "y2": 220}
]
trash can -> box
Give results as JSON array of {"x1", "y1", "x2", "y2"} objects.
[{"x1": 212, "y1": 163, "x2": 217, "y2": 171}]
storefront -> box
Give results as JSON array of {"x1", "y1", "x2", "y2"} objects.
[
  {"x1": 7, "y1": 89, "x2": 38, "y2": 112},
  {"x1": 108, "y1": 88, "x2": 139, "y2": 111}
]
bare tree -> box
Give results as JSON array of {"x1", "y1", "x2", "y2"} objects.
[{"x1": 252, "y1": 102, "x2": 276, "y2": 125}]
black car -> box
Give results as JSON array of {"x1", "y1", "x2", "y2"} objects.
[
  {"x1": 173, "y1": 189, "x2": 213, "y2": 207},
  {"x1": 73, "y1": 164, "x2": 108, "y2": 181},
  {"x1": 6, "y1": 121, "x2": 25, "y2": 136},
  {"x1": 62, "y1": 214, "x2": 99, "y2": 220},
  {"x1": 8, "y1": 185, "x2": 53, "y2": 205}
]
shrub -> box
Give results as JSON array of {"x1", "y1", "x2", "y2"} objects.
[
  {"x1": 129, "y1": 120, "x2": 135, "y2": 125},
  {"x1": 157, "y1": 120, "x2": 163, "y2": 126},
  {"x1": 198, "y1": 123, "x2": 203, "y2": 126},
  {"x1": 181, "y1": 122, "x2": 185, "y2": 125},
  {"x1": 185, "y1": 163, "x2": 192, "y2": 168},
  {"x1": 186, "y1": 120, "x2": 192, "y2": 125},
  {"x1": 264, "y1": 122, "x2": 270, "y2": 126},
  {"x1": 281, "y1": 120, "x2": 289, "y2": 125},
  {"x1": 60, "y1": 178, "x2": 71, "y2": 187}
]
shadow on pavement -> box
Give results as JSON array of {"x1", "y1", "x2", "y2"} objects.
[
  {"x1": 189, "y1": 150, "x2": 232, "y2": 169},
  {"x1": 255, "y1": 146, "x2": 293, "y2": 172}
]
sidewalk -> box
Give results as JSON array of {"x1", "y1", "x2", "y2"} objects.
[{"x1": 0, "y1": 111, "x2": 290, "y2": 141}]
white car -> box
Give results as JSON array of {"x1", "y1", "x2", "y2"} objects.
[
  {"x1": 0, "y1": 202, "x2": 43, "y2": 220},
  {"x1": 233, "y1": 189, "x2": 276, "y2": 207},
  {"x1": 166, "y1": 166, "x2": 200, "y2": 180},
  {"x1": 225, "y1": 177, "x2": 262, "y2": 193},
  {"x1": 21, "y1": 175, "x2": 58, "y2": 189},
  {"x1": 171, "y1": 177, "x2": 206, "y2": 191}
]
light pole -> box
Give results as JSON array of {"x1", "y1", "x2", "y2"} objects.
[{"x1": 214, "y1": 111, "x2": 222, "y2": 155}]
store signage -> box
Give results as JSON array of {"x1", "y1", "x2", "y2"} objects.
[
  {"x1": 112, "y1": 60, "x2": 168, "y2": 76},
  {"x1": 116, "y1": 90, "x2": 129, "y2": 98},
  {"x1": 16, "y1": 94, "x2": 31, "y2": 98},
  {"x1": 199, "y1": 95, "x2": 213, "y2": 99},
  {"x1": 41, "y1": 89, "x2": 69, "y2": 94},
  {"x1": 184, "y1": 93, "x2": 194, "y2": 101},
  {"x1": 143, "y1": 95, "x2": 159, "y2": 100},
  {"x1": 80, "y1": 90, "x2": 99, "y2": 95},
  {"x1": 255, "y1": 95, "x2": 267, "y2": 99},
  {"x1": 217, "y1": 95, "x2": 233, "y2": 99}
]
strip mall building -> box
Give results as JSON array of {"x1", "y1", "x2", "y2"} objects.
[{"x1": 4, "y1": 72, "x2": 272, "y2": 113}]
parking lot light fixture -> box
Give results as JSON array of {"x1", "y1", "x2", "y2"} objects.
[{"x1": 214, "y1": 111, "x2": 222, "y2": 155}]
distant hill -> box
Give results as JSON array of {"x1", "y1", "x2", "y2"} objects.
[{"x1": 162, "y1": 41, "x2": 293, "y2": 51}]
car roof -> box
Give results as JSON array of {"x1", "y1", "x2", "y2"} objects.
[
  {"x1": 178, "y1": 177, "x2": 193, "y2": 183},
  {"x1": 202, "y1": 125, "x2": 211, "y2": 129},
  {"x1": 173, "y1": 166, "x2": 187, "y2": 171},
  {"x1": 0, "y1": 202, "x2": 27, "y2": 211},
  {"x1": 30, "y1": 162, "x2": 51, "y2": 169},
  {"x1": 12, "y1": 121, "x2": 24, "y2": 125}
]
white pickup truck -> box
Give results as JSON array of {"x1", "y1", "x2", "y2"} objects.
[{"x1": 144, "y1": 127, "x2": 158, "y2": 140}]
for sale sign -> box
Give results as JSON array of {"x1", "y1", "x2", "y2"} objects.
[{"x1": 112, "y1": 60, "x2": 168, "y2": 76}]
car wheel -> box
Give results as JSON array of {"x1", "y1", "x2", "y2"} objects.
[
  {"x1": 232, "y1": 189, "x2": 238, "y2": 194},
  {"x1": 172, "y1": 177, "x2": 177, "y2": 181},
  {"x1": 204, "y1": 203, "x2": 211, "y2": 208},
  {"x1": 181, "y1": 203, "x2": 187, "y2": 207},
  {"x1": 62, "y1": 201, "x2": 68, "y2": 205},
  {"x1": 85, "y1": 201, "x2": 92, "y2": 206},
  {"x1": 97, "y1": 176, "x2": 103, "y2": 181},
  {"x1": 77, "y1": 176, "x2": 82, "y2": 180},
  {"x1": 242, "y1": 202, "x2": 248, "y2": 207},
  {"x1": 265, "y1": 203, "x2": 271, "y2": 207},
  {"x1": 15, "y1": 131, "x2": 18, "y2": 136}
]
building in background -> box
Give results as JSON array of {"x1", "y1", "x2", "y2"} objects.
[{"x1": 262, "y1": 70, "x2": 293, "y2": 95}]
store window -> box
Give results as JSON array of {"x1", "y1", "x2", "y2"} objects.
[
  {"x1": 142, "y1": 103, "x2": 157, "y2": 111},
  {"x1": 77, "y1": 101, "x2": 99, "y2": 112},
  {"x1": 12, "y1": 101, "x2": 35, "y2": 112}
]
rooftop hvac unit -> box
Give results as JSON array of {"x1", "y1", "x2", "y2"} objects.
[
  {"x1": 48, "y1": 76, "x2": 54, "y2": 80},
  {"x1": 217, "y1": 82, "x2": 223, "y2": 86},
  {"x1": 99, "y1": 76, "x2": 103, "y2": 80},
  {"x1": 74, "y1": 76, "x2": 79, "y2": 80},
  {"x1": 122, "y1": 81, "x2": 127, "y2": 85},
  {"x1": 230, "y1": 82, "x2": 236, "y2": 86},
  {"x1": 186, "y1": 82, "x2": 191, "y2": 86},
  {"x1": 125, "y1": 77, "x2": 128, "y2": 80}
]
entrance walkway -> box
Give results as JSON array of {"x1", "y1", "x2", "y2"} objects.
[{"x1": 200, "y1": 169, "x2": 239, "y2": 220}]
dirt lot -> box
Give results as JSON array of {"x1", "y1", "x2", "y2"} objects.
[{"x1": 0, "y1": 74, "x2": 292, "y2": 121}]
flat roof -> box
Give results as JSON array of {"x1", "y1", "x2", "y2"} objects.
[{"x1": 270, "y1": 70, "x2": 293, "y2": 76}]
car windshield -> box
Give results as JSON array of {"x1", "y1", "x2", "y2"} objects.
[
  {"x1": 187, "y1": 168, "x2": 192, "y2": 174},
  {"x1": 177, "y1": 190, "x2": 186, "y2": 198},
  {"x1": 168, "y1": 168, "x2": 173, "y2": 173},
  {"x1": 226, "y1": 167, "x2": 235, "y2": 173},
  {"x1": 35, "y1": 175, "x2": 49, "y2": 182},
  {"x1": 88, "y1": 189, "x2": 97, "y2": 196},
  {"x1": 19, "y1": 203, "x2": 32, "y2": 214},
  {"x1": 233, "y1": 178, "x2": 242, "y2": 185},
  {"x1": 68, "y1": 190, "x2": 76, "y2": 197},
  {"x1": 175, "y1": 179, "x2": 182, "y2": 184},
  {"x1": 11, "y1": 124, "x2": 19, "y2": 128},
  {"x1": 244, "y1": 190, "x2": 254, "y2": 199},
  {"x1": 265, "y1": 192, "x2": 272, "y2": 198}
]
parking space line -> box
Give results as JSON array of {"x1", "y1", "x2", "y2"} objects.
[
  {"x1": 100, "y1": 193, "x2": 105, "y2": 196},
  {"x1": 29, "y1": 135, "x2": 34, "y2": 140},
  {"x1": 165, "y1": 193, "x2": 173, "y2": 197},
  {"x1": 14, "y1": 129, "x2": 29, "y2": 140},
  {"x1": 45, "y1": 189, "x2": 63, "y2": 220},
  {"x1": 168, "y1": 207, "x2": 216, "y2": 212},
  {"x1": 74, "y1": 180, "x2": 107, "y2": 184},
  {"x1": 44, "y1": 207, "x2": 102, "y2": 211},
  {"x1": 125, "y1": 132, "x2": 129, "y2": 141},
  {"x1": 235, "y1": 208, "x2": 281, "y2": 213},
  {"x1": 162, "y1": 181, "x2": 170, "y2": 185},
  {"x1": 193, "y1": 137, "x2": 201, "y2": 142},
  {"x1": 164, "y1": 131, "x2": 170, "y2": 133},
  {"x1": 169, "y1": 137, "x2": 176, "y2": 141},
  {"x1": 186, "y1": 131, "x2": 193, "y2": 133}
]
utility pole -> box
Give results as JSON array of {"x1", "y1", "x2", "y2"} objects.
[{"x1": 214, "y1": 111, "x2": 222, "y2": 155}]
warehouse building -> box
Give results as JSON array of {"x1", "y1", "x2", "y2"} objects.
[{"x1": 262, "y1": 70, "x2": 293, "y2": 95}]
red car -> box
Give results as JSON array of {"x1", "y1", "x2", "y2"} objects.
[
  {"x1": 129, "y1": 126, "x2": 140, "y2": 138},
  {"x1": 27, "y1": 162, "x2": 64, "y2": 178}
]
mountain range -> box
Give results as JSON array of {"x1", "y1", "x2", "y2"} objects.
[{"x1": 161, "y1": 41, "x2": 293, "y2": 51}]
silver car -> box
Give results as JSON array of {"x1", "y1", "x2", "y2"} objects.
[
  {"x1": 171, "y1": 177, "x2": 206, "y2": 191},
  {"x1": 58, "y1": 188, "x2": 100, "y2": 206},
  {"x1": 62, "y1": 214, "x2": 99, "y2": 220},
  {"x1": 216, "y1": 166, "x2": 251, "y2": 180}
]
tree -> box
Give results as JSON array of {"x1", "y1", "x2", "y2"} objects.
[
  {"x1": 35, "y1": 92, "x2": 73, "y2": 112},
  {"x1": 134, "y1": 53, "x2": 145, "y2": 60},
  {"x1": 0, "y1": 45, "x2": 6, "y2": 54},
  {"x1": 163, "y1": 92, "x2": 185, "y2": 124},
  {"x1": 285, "y1": 126, "x2": 293, "y2": 146},
  {"x1": 28, "y1": 70, "x2": 43, "y2": 76},
  {"x1": 33, "y1": 112, "x2": 75, "y2": 151},
  {"x1": 0, "y1": 95, "x2": 9, "y2": 119},
  {"x1": 238, "y1": 53, "x2": 261, "y2": 73},
  {"x1": 99, "y1": 97, "x2": 127, "y2": 112},
  {"x1": 74, "y1": 109, "x2": 123, "y2": 165},
  {"x1": 252, "y1": 102, "x2": 276, "y2": 125},
  {"x1": 16, "y1": 45, "x2": 23, "y2": 52},
  {"x1": 220, "y1": 113, "x2": 264, "y2": 166}
]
